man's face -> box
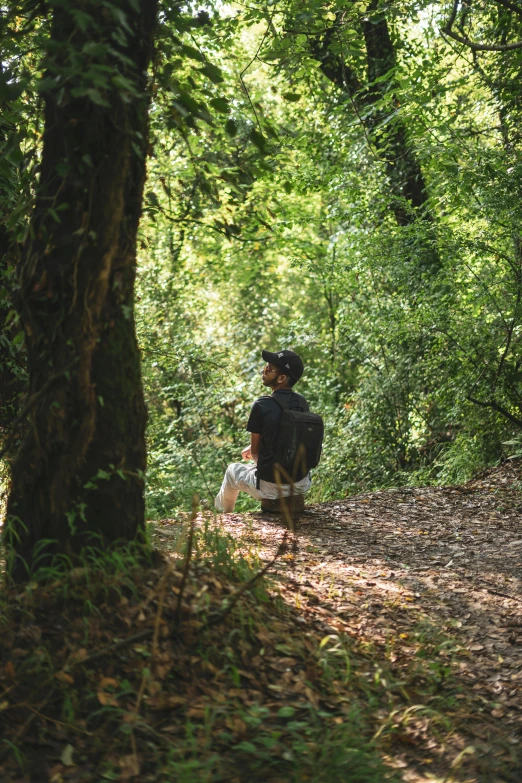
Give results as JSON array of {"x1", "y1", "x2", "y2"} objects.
[{"x1": 262, "y1": 362, "x2": 284, "y2": 388}]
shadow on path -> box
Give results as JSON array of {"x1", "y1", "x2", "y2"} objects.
[{"x1": 211, "y1": 463, "x2": 522, "y2": 783}]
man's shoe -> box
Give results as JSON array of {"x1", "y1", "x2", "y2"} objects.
[{"x1": 260, "y1": 495, "x2": 305, "y2": 514}]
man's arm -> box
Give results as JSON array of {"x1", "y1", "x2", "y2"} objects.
[
  {"x1": 241, "y1": 432, "x2": 261, "y2": 463},
  {"x1": 250, "y1": 432, "x2": 260, "y2": 464},
  {"x1": 244, "y1": 399, "x2": 263, "y2": 463}
]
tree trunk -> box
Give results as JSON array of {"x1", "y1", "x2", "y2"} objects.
[
  {"x1": 4, "y1": 0, "x2": 158, "y2": 580},
  {"x1": 0, "y1": 70, "x2": 26, "y2": 448},
  {"x1": 361, "y1": 2, "x2": 430, "y2": 225},
  {"x1": 0, "y1": 209, "x2": 24, "y2": 446},
  {"x1": 311, "y1": 1, "x2": 439, "y2": 265}
]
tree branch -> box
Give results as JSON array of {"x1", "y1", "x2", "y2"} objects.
[
  {"x1": 492, "y1": 0, "x2": 522, "y2": 20},
  {"x1": 443, "y1": 26, "x2": 522, "y2": 50},
  {"x1": 442, "y1": 0, "x2": 522, "y2": 51},
  {"x1": 467, "y1": 396, "x2": 522, "y2": 427}
]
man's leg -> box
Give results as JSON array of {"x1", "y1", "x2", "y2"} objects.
[{"x1": 215, "y1": 463, "x2": 263, "y2": 512}]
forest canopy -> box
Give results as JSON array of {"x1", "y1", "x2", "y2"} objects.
[{"x1": 1, "y1": 0, "x2": 522, "y2": 526}]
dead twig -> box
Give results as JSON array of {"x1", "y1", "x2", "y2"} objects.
[
  {"x1": 68, "y1": 629, "x2": 155, "y2": 667},
  {"x1": 175, "y1": 496, "x2": 198, "y2": 624},
  {"x1": 204, "y1": 531, "x2": 288, "y2": 628},
  {"x1": 0, "y1": 685, "x2": 56, "y2": 761},
  {"x1": 476, "y1": 584, "x2": 522, "y2": 604},
  {"x1": 152, "y1": 573, "x2": 168, "y2": 656}
]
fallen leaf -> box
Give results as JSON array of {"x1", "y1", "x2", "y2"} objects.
[
  {"x1": 3, "y1": 661, "x2": 15, "y2": 680},
  {"x1": 119, "y1": 754, "x2": 140, "y2": 779},
  {"x1": 97, "y1": 690, "x2": 119, "y2": 707},
  {"x1": 54, "y1": 671, "x2": 74, "y2": 685},
  {"x1": 60, "y1": 744, "x2": 74, "y2": 766},
  {"x1": 99, "y1": 676, "x2": 119, "y2": 689}
]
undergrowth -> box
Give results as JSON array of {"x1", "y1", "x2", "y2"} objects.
[{"x1": 0, "y1": 517, "x2": 398, "y2": 783}]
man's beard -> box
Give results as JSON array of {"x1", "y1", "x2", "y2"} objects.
[{"x1": 262, "y1": 373, "x2": 279, "y2": 389}]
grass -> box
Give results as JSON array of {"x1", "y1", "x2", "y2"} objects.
[{"x1": 0, "y1": 516, "x2": 398, "y2": 783}]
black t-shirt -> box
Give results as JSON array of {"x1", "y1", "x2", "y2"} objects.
[{"x1": 246, "y1": 389, "x2": 308, "y2": 483}]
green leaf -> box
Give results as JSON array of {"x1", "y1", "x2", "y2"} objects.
[
  {"x1": 249, "y1": 129, "x2": 267, "y2": 153},
  {"x1": 0, "y1": 78, "x2": 24, "y2": 103},
  {"x1": 174, "y1": 90, "x2": 204, "y2": 115},
  {"x1": 82, "y1": 42, "x2": 109, "y2": 57},
  {"x1": 0, "y1": 159, "x2": 11, "y2": 178},
  {"x1": 48, "y1": 208, "x2": 61, "y2": 223},
  {"x1": 261, "y1": 42, "x2": 291, "y2": 61},
  {"x1": 282, "y1": 93, "x2": 301, "y2": 102},
  {"x1": 108, "y1": 5, "x2": 133, "y2": 34},
  {"x1": 180, "y1": 44, "x2": 207, "y2": 63},
  {"x1": 68, "y1": 9, "x2": 94, "y2": 32},
  {"x1": 86, "y1": 88, "x2": 110, "y2": 107},
  {"x1": 111, "y1": 74, "x2": 138, "y2": 94},
  {"x1": 263, "y1": 120, "x2": 279, "y2": 139},
  {"x1": 225, "y1": 119, "x2": 238, "y2": 137},
  {"x1": 232, "y1": 741, "x2": 258, "y2": 754},
  {"x1": 55, "y1": 162, "x2": 69, "y2": 177},
  {"x1": 146, "y1": 191, "x2": 161, "y2": 209},
  {"x1": 200, "y1": 64, "x2": 224, "y2": 84},
  {"x1": 6, "y1": 145, "x2": 23, "y2": 165},
  {"x1": 210, "y1": 97, "x2": 229, "y2": 114},
  {"x1": 277, "y1": 706, "x2": 295, "y2": 717}
]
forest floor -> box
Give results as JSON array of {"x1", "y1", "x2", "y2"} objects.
[
  {"x1": 169, "y1": 464, "x2": 522, "y2": 783},
  {"x1": 194, "y1": 460, "x2": 521, "y2": 783},
  {"x1": 1, "y1": 462, "x2": 521, "y2": 782}
]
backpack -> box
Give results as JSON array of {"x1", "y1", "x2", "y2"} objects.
[{"x1": 271, "y1": 393, "x2": 324, "y2": 483}]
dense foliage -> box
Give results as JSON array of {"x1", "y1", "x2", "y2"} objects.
[
  {"x1": 2, "y1": 0, "x2": 522, "y2": 520},
  {"x1": 136, "y1": 0, "x2": 522, "y2": 516}
]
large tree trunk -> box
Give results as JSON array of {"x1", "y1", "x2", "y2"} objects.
[
  {"x1": 0, "y1": 69, "x2": 26, "y2": 448},
  {"x1": 0, "y1": 203, "x2": 24, "y2": 446},
  {"x1": 311, "y1": 0, "x2": 439, "y2": 264},
  {"x1": 4, "y1": 1, "x2": 158, "y2": 580},
  {"x1": 361, "y1": 2, "x2": 430, "y2": 225}
]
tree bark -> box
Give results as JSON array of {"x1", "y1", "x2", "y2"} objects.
[
  {"x1": 0, "y1": 68, "x2": 26, "y2": 448},
  {"x1": 311, "y1": 1, "x2": 438, "y2": 254},
  {"x1": 361, "y1": 3, "x2": 430, "y2": 224},
  {"x1": 0, "y1": 203, "x2": 24, "y2": 445},
  {"x1": 4, "y1": 0, "x2": 158, "y2": 580}
]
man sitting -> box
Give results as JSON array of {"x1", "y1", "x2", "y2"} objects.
[{"x1": 214, "y1": 349, "x2": 311, "y2": 513}]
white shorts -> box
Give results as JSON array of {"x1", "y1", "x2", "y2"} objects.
[{"x1": 214, "y1": 462, "x2": 311, "y2": 513}]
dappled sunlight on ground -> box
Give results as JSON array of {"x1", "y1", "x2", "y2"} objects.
[{"x1": 178, "y1": 462, "x2": 522, "y2": 782}]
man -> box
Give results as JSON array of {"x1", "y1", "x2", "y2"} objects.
[{"x1": 215, "y1": 349, "x2": 312, "y2": 513}]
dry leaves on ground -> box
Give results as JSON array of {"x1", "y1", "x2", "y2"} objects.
[
  {"x1": 0, "y1": 461, "x2": 521, "y2": 783},
  {"x1": 207, "y1": 461, "x2": 522, "y2": 782}
]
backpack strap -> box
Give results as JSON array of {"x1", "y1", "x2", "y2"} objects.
[
  {"x1": 271, "y1": 392, "x2": 309, "y2": 412},
  {"x1": 271, "y1": 394, "x2": 286, "y2": 411}
]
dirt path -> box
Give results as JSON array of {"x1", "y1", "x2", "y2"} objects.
[
  {"x1": 4, "y1": 468, "x2": 520, "y2": 782},
  {"x1": 204, "y1": 464, "x2": 522, "y2": 782}
]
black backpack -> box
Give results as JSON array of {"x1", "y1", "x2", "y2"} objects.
[{"x1": 271, "y1": 393, "x2": 324, "y2": 483}]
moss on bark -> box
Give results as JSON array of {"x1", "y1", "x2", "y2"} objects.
[{"x1": 4, "y1": 0, "x2": 158, "y2": 580}]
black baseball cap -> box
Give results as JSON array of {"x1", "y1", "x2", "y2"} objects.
[{"x1": 262, "y1": 349, "x2": 304, "y2": 381}]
